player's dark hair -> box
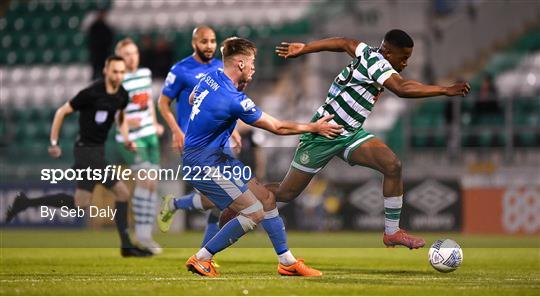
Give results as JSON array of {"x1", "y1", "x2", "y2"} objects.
[
  {"x1": 104, "y1": 55, "x2": 125, "y2": 67},
  {"x1": 221, "y1": 37, "x2": 257, "y2": 60},
  {"x1": 384, "y1": 29, "x2": 414, "y2": 48}
]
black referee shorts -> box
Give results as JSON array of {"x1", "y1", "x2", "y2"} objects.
[{"x1": 72, "y1": 144, "x2": 119, "y2": 192}]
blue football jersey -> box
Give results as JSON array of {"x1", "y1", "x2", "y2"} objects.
[
  {"x1": 183, "y1": 70, "x2": 262, "y2": 165},
  {"x1": 161, "y1": 56, "x2": 223, "y2": 132}
]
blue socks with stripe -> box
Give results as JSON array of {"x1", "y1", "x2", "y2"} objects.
[
  {"x1": 173, "y1": 192, "x2": 196, "y2": 210},
  {"x1": 201, "y1": 209, "x2": 220, "y2": 247},
  {"x1": 204, "y1": 217, "x2": 248, "y2": 255},
  {"x1": 261, "y1": 208, "x2": 289, "y2": 255}
]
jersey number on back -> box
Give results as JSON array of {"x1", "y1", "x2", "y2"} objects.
[{"x1": 190, "y1": 89, "x2": 210, "y2": 120}]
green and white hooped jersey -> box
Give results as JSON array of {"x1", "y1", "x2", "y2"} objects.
[
  {"x1": 115, "y1": 68, "x2": 157, "y2": 142},
  {"x1": 315, "y1": 42, "x2": 398, "y2": 136}
]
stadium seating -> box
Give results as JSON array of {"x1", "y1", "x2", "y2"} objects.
[
  {"x1": 386, "y1": 27, "x2": 540, "y2": 151},
  {"x1": 0, "y1": 0, "x2": 314, "y2": 177}
]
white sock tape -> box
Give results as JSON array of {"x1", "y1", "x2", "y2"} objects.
[
  {"x1": 264, "y1": 207, "x2": 279, "y2": 219},
  {"x1": 237, "y1": 215, "x2": 257, "y2": 232}
]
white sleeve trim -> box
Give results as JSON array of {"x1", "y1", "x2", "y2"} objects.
[
  {"x1": 355, "y1": 42, "x2": 367, "y2": 57},
  {"x1": 377, "y1": 69, "x2": 398, "y2": 86}
]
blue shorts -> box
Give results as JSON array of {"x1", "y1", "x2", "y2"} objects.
[{"x1": 182, "y1": 156, "x2": 253, "y2": 210}]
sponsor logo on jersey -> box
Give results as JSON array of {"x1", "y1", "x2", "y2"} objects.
[
  {"x1": 132, "y1": 92, "x2": 149, "y2": 109},
  {"x1": 165, "y1": 72, "x2": 176, "y2": 86},
  {"x1": 240, "y1": 98, "x2": 256, "y2": 111}
]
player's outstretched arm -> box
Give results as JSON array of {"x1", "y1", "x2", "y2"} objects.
[
  {"x1": 251, "y1": 113, "x2": 343, "y2": 139},
  {"x1": 48, "y1": 102, "x2": 74, "y2": 158},
  {"x1": 276, "y1": 37, "x2": 360, "y2": 59},
  {"x1": 384, "y1": 73, "x2": 471, "y2": 98},
  {"x1": 158, "y1": 93, "x2": 185, "y2": 151}
]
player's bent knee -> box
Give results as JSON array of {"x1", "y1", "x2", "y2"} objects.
[
  {"x1": 383, "y1": 158, "x2": 402, "y2": 177},
  {"x1": 258, "y1": 191, "x2": 277, "y2": 211},
  {"x1": 240, "y1": 200, "x2": 264, "y2": 224}
]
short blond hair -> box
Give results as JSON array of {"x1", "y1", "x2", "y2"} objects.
[
  {"x1": 115, "y1": 37, "x2": 136, "y2": 55},
  {"x1": 221, "y1": 37, "x2": 256, "y2": 61}
]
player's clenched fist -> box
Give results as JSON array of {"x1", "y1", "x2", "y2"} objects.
[
  {"x1": 48, "y1": 145, "x2": 62, "y2": 158},
  {"x1": 445, "y1": 82, "x2": 471, "y2": 97}
]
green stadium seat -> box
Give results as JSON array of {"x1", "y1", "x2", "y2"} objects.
[
  {"x1": 23, "y1": 49, "x2": 38, "y2": 64},
  {"x1": 13, "y1": 17, "x2": 27, "y2": 31},
  {"x1": 36, "y1": 33, "x2": 51, "y2": 48},
  {"x1": 477, "y1": 131, "x2": 494, "y2": 147},
  {"x1": 58, "y1": 49, "x2": 73, "y2": 63},
  {"x1": 62, "y1": 123, "x2": 79, "y2": 141},
  {"x1": 6, "y1": 51, "x2": 20, "y2": 65},
  {"x1": 36, "y1": 108, "x2": 54, "y2": 122},
  {"x1": 30, "y1": 17, "x2": 46, "y2": 31},
  {"x1": 68, "y1": 16, "x2": 81, "y2": 30},
  {"x1": 515, "y1": 132, "x2": 538, "y2": 147},
  {"x1": 412, "y1": 134, "x2": 429, "y2": 147},
  {"x1": 2, "y1": 33, "x2": 14, "y2": 48},
  {"x1": 75, "y1": 49, "x2": 89, "y2": 63},
  {"x1": 433, "y1": 134, "x2": 447, "y2": 147},
  {"x1": 0, "y1": 18, "x2": 7, "y2": 32},
  {"x1": 71, "y1": 32, "x2": 84, "y2": 47},
  {"x1": 54, "y1": 32, "x2": 70, "y2": 48},
  {"x1": 411, "y1": 115, "x2": 433, "y2": 127},
  {"x1": 17, "y1": 33, "x2": 31, "y2": 48},
  {"x1": 41, "y1": 49, "x2": 55, "y2": 64}
]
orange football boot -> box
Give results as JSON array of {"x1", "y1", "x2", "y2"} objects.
[
  {"x1": 185, "y1": 255, "x2": 219, "y2": 277},
  {"x1": 278, "y1": 259, "x2": 323, "y2": 277},
  {"x1": 383, "y1": 229, "x2": 425, "y2": 249}
]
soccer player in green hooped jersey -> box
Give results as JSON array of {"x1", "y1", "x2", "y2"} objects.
[
  {"x1": 115, "y1": 38, "x2": 165, "y2": 254},
  {"x1": 271, "y1": 29, "x2": 470, "y2": 249}
]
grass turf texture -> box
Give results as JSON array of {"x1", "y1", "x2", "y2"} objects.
[{"x1": 1, "y1": 230, "x2": 539, "y2": 295}]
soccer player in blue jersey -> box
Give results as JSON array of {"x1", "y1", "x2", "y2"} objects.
[
  {"x1": 180, "y1": 37, "x2": 343, "y2": 277},
  {"x1": 157, "y1": 26, "x2": 240, "y2": 250}
]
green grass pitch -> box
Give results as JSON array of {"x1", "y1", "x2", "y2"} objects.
[{"x1": 1, "y1": 230, "x2": 539, "y2": 295}]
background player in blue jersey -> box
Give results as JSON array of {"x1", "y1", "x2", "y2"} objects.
[
  {"x1": 180, "y1": 37, "x2": 343, "y2": 277},
  {"x1": 157, "y1": 26, "x2": 240, "y2": 253}
]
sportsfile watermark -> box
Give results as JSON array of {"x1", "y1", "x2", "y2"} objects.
[{"x1": 40, "y1": 165, "x2": 252, "y2": 184}]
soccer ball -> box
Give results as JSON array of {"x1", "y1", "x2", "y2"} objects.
[{"x1": 428, "y1": 239, "x2": 463, "y2": 273}]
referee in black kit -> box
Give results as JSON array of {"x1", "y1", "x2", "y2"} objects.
[{"x1": 6, "y1": 56, "x2": 152, "y2": 257}]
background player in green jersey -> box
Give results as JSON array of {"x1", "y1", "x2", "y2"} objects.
[
  {"x1": 115, "y1": 38, "x2": 164, "y2": 254},
  {"x1": 271, "y1": 29, "x2": 470, "y2": 249}
]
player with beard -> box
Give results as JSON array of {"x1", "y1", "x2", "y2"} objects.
[{"x1": 157, "y1": 26, "x2": 241, "y2": 254}]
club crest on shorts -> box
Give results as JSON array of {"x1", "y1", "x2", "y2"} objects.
[{"x1": 300, "y1": 152, "x2": 310, "y2": 164}]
